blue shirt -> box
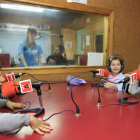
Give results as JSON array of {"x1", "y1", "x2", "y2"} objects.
[
  {"x1": 108, "y1": 73, "x2": 125, "y2": 91},
  {"x1": 18, "y1": 41, "x2": 43, "y2": 67}
]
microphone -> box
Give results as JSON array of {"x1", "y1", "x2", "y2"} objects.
[
  {"x1": 1, "y1": 81, "x2": 44, "y2": 98},
  {"x1": 14, "y1": 73, "x2": 26, "y2": 78},
  {"x1": 91, "y1": 69, "x2": 109, "y2": 87},
  {"x1": 118, "y1": 77, "x2": 130, "y2": 83},
  {"x1": 2, "y1": 72, "x2": 26, "y2": 82},
  {"x1": 93, "y1": 69, "x2": 109, "y2": 106},
  {"x1": 1, "y1": 81, "x2": 45, "y2": 117},
  {"x1": 96, "y1": 69, "x2": 110, "y2": 77},
  {"x1": 118, "y1": 70, "x2": 140, "y2": 84},
  {"x1": 2, "y1": 74, "x2": 7, "y2": 83},
  {"x1": 34, "y1": 33, "x2": 63, "y2": 40},
  {"x1": 1, "y1": 82, "x2": 19, "y2": 97},
  {"x1": 118, "y1": 70, "x2": 140, "y2": 104},
  {"x1": 51, "y1": 34, "x2": 63, "y2": 38}
]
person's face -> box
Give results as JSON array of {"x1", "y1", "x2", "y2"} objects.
[
  {"x1": 110, "y1": 59, "x2": 121, "y2": 74},
  {"x1": 54, "y1": 47, "x2": 61, "y2": 56},
  {"x1": 28, "y1": 32, "x2": 36, "y2": 40}
]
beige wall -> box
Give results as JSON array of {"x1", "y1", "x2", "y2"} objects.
[
  {"x1": 60, "y1": 0, "x2": 140, "y2": 73},
  {"x1": 88, "y1": 0, "x2": 140, "y2": 73}
]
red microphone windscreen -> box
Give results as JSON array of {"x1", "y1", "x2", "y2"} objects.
[
  {"x1": 132, "y1": 70, "x2": 140, "y2": 80},
  {"x1": 104, "y1": 70, "x2": 110, "y2": 77},
  {"x1": 2, "y1": 74, "x2": 7, "y2": 82},
  {"x1": 1, "y1": 82, "x2": 19, "y2": 97}
]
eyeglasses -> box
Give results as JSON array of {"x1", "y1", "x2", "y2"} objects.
[
  {"x1": 54, "y1": 49, "x2": 60, "y2": 52},
  {"x1": 29, "y1": 32, "x2": 37, "y2": 36}
]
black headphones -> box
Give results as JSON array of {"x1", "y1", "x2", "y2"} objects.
[{"x1": 107, "y1": 54, "x2": 125, "y2": 72}]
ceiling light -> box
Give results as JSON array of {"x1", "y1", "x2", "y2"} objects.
[{"x1": 0, "y1": 3, "x2": 44, "y2": 12}]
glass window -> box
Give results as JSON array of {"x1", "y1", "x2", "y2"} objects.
[{"x1": 0, "y1": 1, "x2": 109, "y2": 68}]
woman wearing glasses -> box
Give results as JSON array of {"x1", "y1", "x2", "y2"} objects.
[
  {"x1": 18, "y1": 27, "x2": 43, "y2": 67},
  {"x1": 46, "y1": 44, "x2": 66, "y2": 65}
]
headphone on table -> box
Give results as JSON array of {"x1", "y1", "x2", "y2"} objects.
[{"x1": 107, "y1": 54, "x2": 125, "y2": 72}]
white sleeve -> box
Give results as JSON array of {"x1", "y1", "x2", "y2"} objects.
[{"x1": 128, "y1": 81, "x2": 140, "y2": 95}]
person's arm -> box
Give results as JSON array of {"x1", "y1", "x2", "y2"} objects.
[
  {"x1": 18, "y1": 42, "x2": 28, "y2": 67},
  {"x1": 0, "y1": 113, "x2": 30, "y2": 132},
  {"x1": 38, "y1": 55, "x2": 42, "y2": 66},
  {"x1": 0, "y1": 100, "x2": 52, "y2": 134},
  {"x1": 29, "y1": 115, "x2": 52, "y2": 134},
  {"x1": 0, "y1": 99, "x2": 8, "y2": 108},
  {"x1": 104, "y1": 73, "x2": 125, "y2": 91},
  {"x1": 128, "y1": 81, "x2": 140, "y2": 95},
  {"x1": 37, "y1": 44, "x2": 42, "y2": 66},
  {"x1": 104, "y1": 82, "x2": 118, "y2": 90},
  {"x1": 100, "y1": 77, "x2": 108, "y2": 84},
  {"x1": 6, "y1": 101, "x2": 26, "y2": 110},
  {"x1": 48, "y1": 59, "x2": 56, "y2": 65},
  {"x1": 20, "y1": 54, "x2": 28, "y2": 67},
  {"x1": 0, "y1": 114, "x2": 52, "y2": 134}
]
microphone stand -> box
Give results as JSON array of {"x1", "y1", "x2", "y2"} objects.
[
  {"x1": 58, "y1": 35, "x2": 68, "y2": 66},
  {"x1": 69, "y1": 83, "x2": 81, "y2": 116},
  {"x1": 18, "y1": 82, "x2": 45, "y2": 117},
  {"x1": 91, "y1": 71, "x2": 103, "y2": 87},
  {"x1": 119, "y1": 82, "x2": 139, "y2": 104}
]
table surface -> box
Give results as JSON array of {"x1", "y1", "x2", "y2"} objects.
[{"x1": 0, "y1": 82, "x2": 140, "y2": 140}]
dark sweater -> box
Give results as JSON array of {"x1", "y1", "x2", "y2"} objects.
[{"x1": 46, "y1": 54, "x2": 66, "y2": 65}]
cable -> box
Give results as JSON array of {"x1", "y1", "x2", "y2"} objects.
[
  {"x1": 97, "y1": 78, "x2": 101, "y2": 104},
  {"x1": 69, "y1": 84, "x2": 80, "y2": 114},
  {"x1": 13, "y1": 101, "x2": 31, "y2": 114},
  {"x1": 0, "y1": 128, "x2": 21, "y2": 136},
  {"x1": 102, "y1": 104, "x2": 129, "y2": 108},
  {"x1": 43, "y1": 110, "x2": 75, "y2": 121}
]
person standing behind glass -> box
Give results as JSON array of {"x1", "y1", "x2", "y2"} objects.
[{"x1": 18, "y1": 27, "x2": 43, "y2": 67}]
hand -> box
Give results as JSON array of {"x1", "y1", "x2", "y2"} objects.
[
  {"x1": 101, "y1": 77, "x2": 107, "y2": 84},
  {"x1": 104, "y1": 82, "x2": 115, "y2": 89},
  {"x1": 48, "y1": 59, "x2": 56, "y2": 65},
  {"x1": 16, "y1": 77, "x2": 21, "y2": 85},
  {"x1": 29, "y1": 115, "x2": 53, "y2": 135},
  {"x1": 6, "y1": 101, "x2": 26, "y2": 110},
  {"x1": 0, "y1": 71, "x2": 6, "y2": 84}
]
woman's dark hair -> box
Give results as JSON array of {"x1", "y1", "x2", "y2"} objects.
[
  {"x1": 56, "y1": 44, "x2": 64, "y2": 53},
  {"x1": 27, "y1": 27, "x2": 37, "y2": 35},
  {"x1": 25, "y1": 27, "x2": 37, "y2": 50}
]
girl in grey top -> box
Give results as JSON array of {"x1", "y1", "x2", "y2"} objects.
[{"x1": 0, "y1": 99, "x2": 52, "y2": 134}]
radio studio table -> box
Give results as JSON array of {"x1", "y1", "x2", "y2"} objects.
[{"x1": 0, "y1": 82, "x2": 140, "y2": 140}]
